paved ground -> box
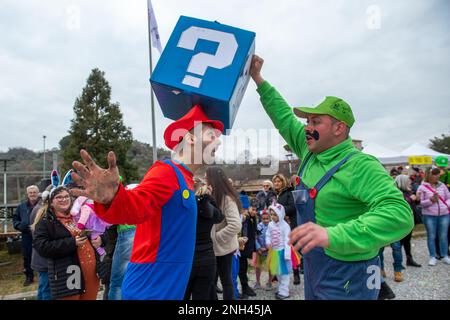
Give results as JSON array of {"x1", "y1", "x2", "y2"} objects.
[{"x1": 223, "y1": 236, "x2": 450, "y2": 300}]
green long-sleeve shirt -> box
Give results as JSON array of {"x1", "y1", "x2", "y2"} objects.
[{"x1": 257, "y1": 81, "x2": 414, "y2": 261}]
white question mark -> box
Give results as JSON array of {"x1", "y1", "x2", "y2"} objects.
[{"x1": 177, "y1": 26, "x2": 238, "y2": 88}]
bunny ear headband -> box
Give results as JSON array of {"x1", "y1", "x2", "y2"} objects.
[{"x1": 45, "y1": 169, "x2": 74, "y2": 201}]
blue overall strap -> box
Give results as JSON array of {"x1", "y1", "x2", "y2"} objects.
[
  {"x1": 314, "y1": 152, "x2": 358, "y2": 192},
  {"x1": 298, "y1": 152, "x2": 314, "y2": 178},
  {"x1": 163, "y1": 160, "x2": 191, "y2": 208}
]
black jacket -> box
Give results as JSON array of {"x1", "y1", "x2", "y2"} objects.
[
  {"x1": 96, "y1": 225, "x2": 117, "y2": 284},
  {"x1": 30, "y1": 202, "x2": 48, "y2": 272},
  {"x1": 33, "y1": 209, "x2": 85, "y2": 299},
  {"x1": 193, "y1": 194, "x2": 224, "y2": 267},
  {"x1": 13, "y1": 200, "x2": 37, "y2": 234},
  {"x1": 256, "y1": 189, "x2": 277, "y2": 211},
  {"x1": 240, "y1": 214, "x2": 257, "y2": 258},
  {"x1": 276, "y1": 187, "x2": 297, "y2": 229}
]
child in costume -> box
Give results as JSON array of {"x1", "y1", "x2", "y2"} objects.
[
  {"x1": 266, "y1": 202, "x2": 300, "y2": 300},
  {"x1": 255, "y1": 210, "x2": 272, "y2": 290},
  {"x1": 71, "y1": 195, "x2": 111, "y2": 259}
]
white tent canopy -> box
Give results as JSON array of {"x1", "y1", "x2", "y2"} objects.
[
  {"x1": 362, "y1": 142, "x2": 450, "y2": 165},
  {"x1": 400, "y1": 142, "x2": 450, "y2": 157},
  {"x1": 363, "y1": 143, "x2": 399, "y2": 158}
]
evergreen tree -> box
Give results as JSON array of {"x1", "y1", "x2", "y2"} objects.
[
  {"x1": 429, "y1": 133, "x2": 450, "y2": 154},
  {"x1": 61, "y1": 68, "x2": 138, "y2": 183}
]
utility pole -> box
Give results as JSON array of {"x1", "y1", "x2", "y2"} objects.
[
  {"x1": 1, "y1": 157, "x2": 15, "y2": 233},
  {"x1": 42, "y1": 135, "x2": 46, "y2": 179}
]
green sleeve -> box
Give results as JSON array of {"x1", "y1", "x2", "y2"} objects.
[
  {"x1": 256, "y1": 81, "x2": 308, "y2": 160},
  {"x1": 326, "y1": 156, "x2": 414, "y2": 255}
]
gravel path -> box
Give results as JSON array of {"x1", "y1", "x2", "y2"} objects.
[
  {"x1": 225, "y1": 236, "x2": 450, "y2": 300},
  {"x1": 5, "y1": 236, "x2": 447, "y2": 300}
]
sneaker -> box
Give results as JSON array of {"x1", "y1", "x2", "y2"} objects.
[
  {"x1": 442, "y1": 256, "x2": 450, "y2": 265},
  {"x1": 264, "y1": 282, "x2": 273, "y2": 291},
  {"x1": 394, "y1": 271, "x2": 403, "y2": 282},
  {"x1": 216, "y1": 284, "x2": 223, "y2": 294},
  {"x1": 243, "y1": 286, "x2": 257, "y2": 297},
  {"x1": 253, "y1": 283, "x2": 261, "y2": 290},
  {"x1": 428, "y1": 257, "x2": 437, "y2": 266},
  {"x1": 378, "y1": 282, "x2": 395, "y2": 300},
  {"x1": 275, "y1": 293, "x2": 290, "y2": 300}
]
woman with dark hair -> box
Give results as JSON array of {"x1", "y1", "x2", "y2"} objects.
[
  {"x1": 207, "y1": 167, "x2": 242, "y2": 300},
  {"x1": 394, "y1": 174, "x2": 421, "y2": 268},
  {"x1": 32, "y1": 186, "x2": 100, "y2": 300},
  {"x1": 184, "y1": 179, "x2": 224, "y2": 300}
]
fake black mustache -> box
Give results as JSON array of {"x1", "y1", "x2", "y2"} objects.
[{"x1": 306, "y1": 130, "x2": 320, "y2": 140}]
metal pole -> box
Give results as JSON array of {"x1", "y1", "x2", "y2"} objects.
[
  {"x1": 3, "y1": 171, "x2": 7, "y2": 233},
  {"x1": 43, "y1": 135, "x2": 46, "y2": 179},
  {"x1": 147, "y1": 2, "x2": 158, "y2": 164}
]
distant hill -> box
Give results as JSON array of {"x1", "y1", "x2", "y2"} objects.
[
  {"x1": 0, "y1": 141, "x2": 171, "y2": 203},
  {"x1": 0, "y1": 142, "x2": 291, "y2": 203}
]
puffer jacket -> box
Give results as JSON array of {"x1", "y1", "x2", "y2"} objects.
[
  {"x1": 275, "y1": 187, "x2": 296, "y2": 228},
  {"x1": 417, "y1": 182, "x2": 450, "y2": 216},
  {"x1": 33, "y1": 209, "x2": 85, "y2": 299}
]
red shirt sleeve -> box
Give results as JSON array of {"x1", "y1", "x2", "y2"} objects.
[{"x1": 94, "y1": 162, "x2": 180, "y2": 225}]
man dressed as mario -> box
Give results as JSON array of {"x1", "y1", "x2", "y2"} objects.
[{"x1": 70, "y1": 105, "x2": 223, "y2": 300}]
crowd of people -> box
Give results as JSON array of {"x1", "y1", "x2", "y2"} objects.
[
  {"x1": 9, "y1": 54, "x2": 450, "y2": 301},
  {"x1": 378, "y1": 157, "x2": 450, "y2": 299},
  {"x1": 12, "y1": 155, "x2": 449, "y2": 300}
]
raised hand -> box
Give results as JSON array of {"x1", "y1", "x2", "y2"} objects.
[
  {"x1": 250, "y1": 54, "x2": 265, "y2": 86},
  {"x1": 70, "y1": 149, "x2": 120, "y2": 205}
]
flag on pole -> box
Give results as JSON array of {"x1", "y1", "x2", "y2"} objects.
[{"x1": 147, "y1": 0, "x2": 162, "y2": 53}]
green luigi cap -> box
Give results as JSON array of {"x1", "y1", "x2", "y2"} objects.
[
  {"x1": 293, "y1": 96, "x2": 355, "y2": 128},
  {"x1": 435, "y1": 156, "x2": 448, "y2": 168}
]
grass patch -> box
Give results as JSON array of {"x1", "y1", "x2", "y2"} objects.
[{"x1": 0, "y1": 249, "x2": 38, "y2": 296}]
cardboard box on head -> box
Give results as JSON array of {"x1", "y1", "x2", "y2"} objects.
[{"x1": 151, "y1": 16, "x2": 256, "y2": 133}]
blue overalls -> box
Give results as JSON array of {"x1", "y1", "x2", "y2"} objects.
[
  {"x1": 122, "y1": 160, "x2": 197, "y2": 300},
  {"x1": 295, "y1": 152, "x2": 380, "y2": 300}
]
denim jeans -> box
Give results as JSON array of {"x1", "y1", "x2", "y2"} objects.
[
  {"x1": 37, "y1": 272, "x2": 52, "y2": 300},
  {"x1": 423, "y1": 214, "x2": 450, "y2": 258},
  {"x1": 379, "y1": 241, "x2": 403, "y2": 272},
  {"x1": 231, "y1": 253, "x2": 239, "y2": 299},
  {"x1": 108, "y1": 228, "x2": 135, "y2": 300}
]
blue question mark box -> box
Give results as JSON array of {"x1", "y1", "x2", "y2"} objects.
[{"x1": 150, "y1": 16, "x2": 256, "y2": 132}]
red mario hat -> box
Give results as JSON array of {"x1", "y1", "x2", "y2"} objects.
[{"x1": 163, "y1": 105, "x2": 224, "y2": 150}]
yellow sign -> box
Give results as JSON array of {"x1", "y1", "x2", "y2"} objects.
[{"x1": 408, "y1": 156, "x2": 432, "y2": 165}]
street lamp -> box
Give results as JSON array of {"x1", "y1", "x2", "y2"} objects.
[
  {"x1": 43, "y1": 135, "x2": 46, "y2": 179},
  {"x1": 286, "y1": 153, "x2": 293, "y2": 174}
]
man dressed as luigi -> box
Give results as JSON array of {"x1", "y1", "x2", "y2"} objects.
[
  {"x1": 70, "y1": 105, "x2": 223, "y2": 300},
  {"x1": 250, "y1": 55, "x2": 413, "y2": 300}
]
